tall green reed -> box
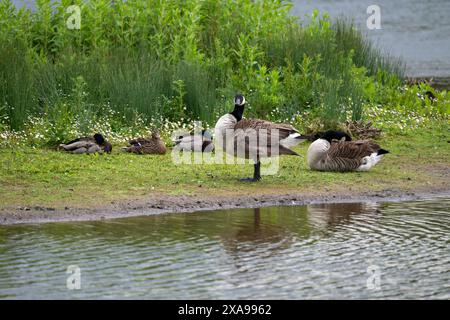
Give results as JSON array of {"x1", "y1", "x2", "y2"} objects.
[{"x1": 0, "y1": 0, "x2": 405, "y2": 135}]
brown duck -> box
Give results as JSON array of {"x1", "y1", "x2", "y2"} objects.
[{"x1": 123, "y1": 130, "x2": 167, "y2": 155}]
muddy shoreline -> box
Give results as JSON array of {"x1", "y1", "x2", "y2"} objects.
[{"x1": 1, "y1": 187, "x2": 449, "y2": 225}]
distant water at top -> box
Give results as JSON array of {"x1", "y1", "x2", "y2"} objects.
[
  {"x1": 11, "y1": 0, "x2": 450, "y2": 77},
  {"x1": 292, "y1": 0, "x2": 450, "y2": 77}
]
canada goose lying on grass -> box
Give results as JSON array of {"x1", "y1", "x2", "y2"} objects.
[
  {"x1": 123, "y1": 130, "x2": 167, "y2": 155},
  {"x1": 307, "y1": 130, "x2": 389, "y2": 172},
  {"x1": 173, "y1": 129, "x2": 214, "y2": 152},
  {"x1": 214, "y1": 94, "x2": 307, "y2": 182},
  {"x1": 59, "y1": 133, "x2": 112, "y2": 154}
]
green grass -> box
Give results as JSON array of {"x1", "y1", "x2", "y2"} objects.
[
  {"x1": 1, "y1": 124, "x2": 448, "y2": 209},
  {"x1": 0, "y1": 1, "x2": 447, "y2": 211}
]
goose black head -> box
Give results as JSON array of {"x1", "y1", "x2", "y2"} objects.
[
  {"x1": 320, "y1": 130, "x2": 352, "y2": 143},
  {"x1": 231, "y1": 94, "x2": 246, "y2": 121},
  {"x1": 93, "y1": 133, "x2": 105, "y2": 145},
  {"x1": 234, "y1": 94, "x2": 245, "y2": 107}
]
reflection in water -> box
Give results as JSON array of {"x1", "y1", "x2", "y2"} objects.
[
  {"x1": 0, "y1": 198, "x2": 449, "y2": 299},
  {"x1": 307, "y1": 202, "x2": 381, "y2": 230},
  {"x1": 218, "y1": 208, "x2": 296, "y2": 273},
  {"x1": 218, "y1": 203, "x2": 383, "y2": 274},
  {"x1": 220, "y1": 208, "x2": 295, "y2": 254}
]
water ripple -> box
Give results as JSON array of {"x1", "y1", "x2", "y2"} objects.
[{"x1": 0, "y1": 198, "x2": 449, "y2": 299}]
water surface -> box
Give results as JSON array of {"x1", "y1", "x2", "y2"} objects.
[
  {"x1": 0, "y1": 198, "x2": 449, "y2": 299},
  {"x1": 293, "y1": 0, "x2": 450, "y2": 77}
]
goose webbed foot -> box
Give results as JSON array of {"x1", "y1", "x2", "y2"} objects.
[
  {"x1": 239, "y1": 177, "x2": 260, "y2": 182},
  {"x1": 239, "y1": 161, "x2": 261, "y2": 182}
]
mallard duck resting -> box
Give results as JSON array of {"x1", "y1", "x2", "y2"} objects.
[
  {"x1": 307, "y1": 130, "x2": 389, "y2": 172},
  {"x1": 214, "y1": 94, "x2": 307, "y2": 181},
  {"x1": 59, "y1": 133, "x2": 112, "y2": 154},
  {"x1": 123, "y1": 130, "x2": 167, "y2": 155},
  {"x1": 173, "y1": 129, "x2": 214, "y2": 152}
]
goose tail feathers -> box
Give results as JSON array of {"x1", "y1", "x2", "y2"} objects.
[
  {"x1": 279, "y1": 145, "x2": 299, "y2": 156},
  {"x1": 357, "y1": 152, "x2": 384, "y2": 171}
]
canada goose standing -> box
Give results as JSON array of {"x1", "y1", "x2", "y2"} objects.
[
  {"x1": 123, "y1": 129, "x2": 167, "y2": 155},
  {"x1": 173, "y1": 129, "x2": 214, "y2": 152},
  {"x1": 307, "y1": 130, "x2": 389, "y2": 172},
  {"x1": 59, "y1": 133, "x2": 112, "y2": 154},
  {"x1": 214, "y1": 94, "x2": 306, "y2": 181}
]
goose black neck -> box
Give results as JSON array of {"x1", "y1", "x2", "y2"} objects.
[{"x1": 230, "y1": 104, "x2": 245, "y2": 122}]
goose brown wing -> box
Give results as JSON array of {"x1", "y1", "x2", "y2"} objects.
[
  {"x1": 234, "y1": 119, "x2": 298, "y2": 140},
  {"x1": 328, "y1": 140, "x2": 381, "y2": 159},
  {"x1": 232, "y1": 121, "x2": 299, "y2": 159},
  {"x1": 231, "y1": 134, "x2": 298, "y2": 158}
]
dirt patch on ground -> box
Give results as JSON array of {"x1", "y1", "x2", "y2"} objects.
[{"x1": 1, "y1": 186, "x2": 449, "y2": 225}]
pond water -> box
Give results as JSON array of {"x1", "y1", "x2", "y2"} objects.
[
  {"x1": 0, "y1": 198, "x2": 449, "y2": 299},
  {"x1": 292, "y1": 0, "x2": 450, "y2": 78}
]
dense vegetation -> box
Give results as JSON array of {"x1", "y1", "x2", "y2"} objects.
[{"x1": 0, "y1": 0, "x2": 448, "y2": 147}]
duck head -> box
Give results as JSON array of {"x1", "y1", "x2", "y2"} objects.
[
  {"x1": 94, "y1": 133, "x2": 112, "y2": 153},
  {"x1": 151, "y1": 129, "x2": 161, "y2": 140},
  {"x1": 230, "y1": 94, "x2": 245, "y2": 122},
  {"x1": 93, "y1": 133, "x2": 105, "y2": 145}
]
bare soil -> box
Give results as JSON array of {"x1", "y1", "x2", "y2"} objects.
[{"x1": 1, "y1": 186, "x2": 449, "y2": 225}]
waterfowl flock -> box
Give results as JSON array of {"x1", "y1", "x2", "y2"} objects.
[{"x1": 58, "y1": 94, "x2": 389, "y2": 181}]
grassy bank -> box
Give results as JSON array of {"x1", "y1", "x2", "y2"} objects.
[
  {"x1": 1, "y1": 123, "x2": 448, "y2": 210},
  {"x1": 0, "y1": 0, "x2": 448, "y2": 215}
]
